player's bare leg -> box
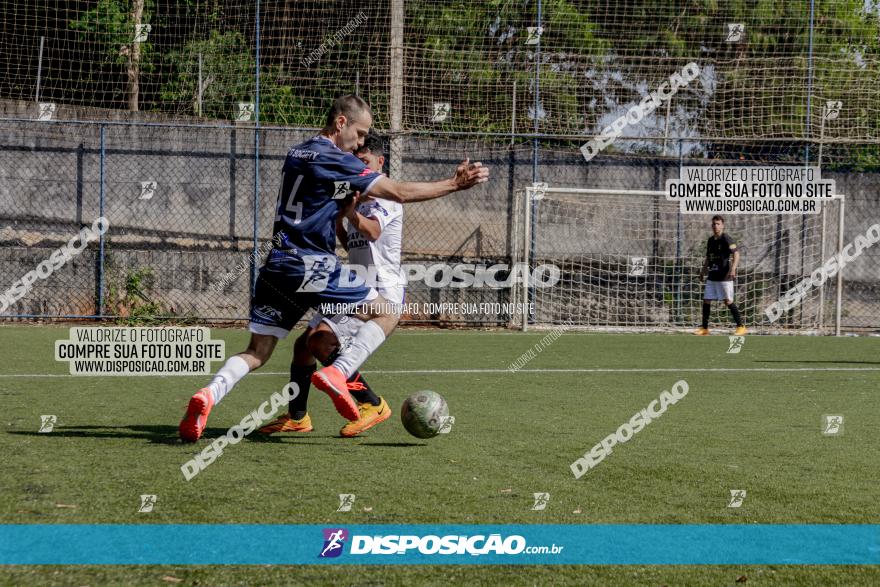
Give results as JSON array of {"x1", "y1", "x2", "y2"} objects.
[
  {"x1": 179, "y1": 334, "x2": 277, "y2": 442},
  {"x1": 307, "y1": 326, "x2": 339, "y2": 362}
]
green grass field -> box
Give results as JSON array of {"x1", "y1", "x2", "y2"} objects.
[{"x1": 1, "y1": 324, "x2": 878, "y2": 585}]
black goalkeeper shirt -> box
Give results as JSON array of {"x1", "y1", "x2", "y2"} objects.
[{"x1": 706, "y1": 233, "x2": 738, "y2": 281}]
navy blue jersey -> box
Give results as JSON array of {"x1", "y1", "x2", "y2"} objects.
[{"x1": 272, "y1": 136, "x2": 382, "y2": 255}]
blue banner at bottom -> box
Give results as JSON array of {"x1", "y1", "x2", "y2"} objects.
[{"x1": 0, "y1": 524, "x2": 877, "y2": 565}]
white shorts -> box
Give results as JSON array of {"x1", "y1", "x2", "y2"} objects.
[
  {"x1": 307, "y1": 313, "x2": 364, "y2": 353},
  {"x1": 306, "y1": 284, "x2": 403, "y2": 346},
  {"x1": 704, "y1": 280, "x2": 734, "y2": 301}
]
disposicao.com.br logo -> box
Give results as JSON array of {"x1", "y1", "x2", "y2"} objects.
[
  {"x1": 319, "y1": 528, "x2": 564, "y2": 558},
  {"x1": 319, "y1": 528, "x2": 349, "y2": 558}
]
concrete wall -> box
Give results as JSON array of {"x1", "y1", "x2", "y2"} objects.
[{"x1": 1, "y1": 99, "x2": 878, "y2": 327}]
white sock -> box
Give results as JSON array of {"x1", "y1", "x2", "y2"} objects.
[
  {"x1": 332, "y1": 320, "x2": 386, "y2": 378},
  {"x1": 206, "y1": 355, "x2": 250, "y2": 404}
]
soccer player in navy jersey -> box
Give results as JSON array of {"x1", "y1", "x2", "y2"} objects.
[
  {"x1": 259, "y1": 131, "x2": 400, "y2": 437},
  {"x1": 180, "y1": 95, "x2": 488, "y2": 442}
]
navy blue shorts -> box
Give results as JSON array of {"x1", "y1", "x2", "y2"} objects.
[{"x1": 248, "y1": 250, "x2": 376, "y2": 339}]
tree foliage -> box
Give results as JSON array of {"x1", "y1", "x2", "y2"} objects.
[{"x1": 58, "y1": 0, "x2": 879, "y2": 160}]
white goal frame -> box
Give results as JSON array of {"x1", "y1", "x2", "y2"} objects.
[{"x1": 516, "y1": 183, "x2": 846, "y2": 335}]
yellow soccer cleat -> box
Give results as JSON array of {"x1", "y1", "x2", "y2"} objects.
[
  {"x1": 734, "y1": 326, "x2": 748, "y2": 336},
  {"x1": 340, "y1": 397, "x2": 391, "y2": 438},
  {"x1": 257, "y1": 413, "x2": 313, "y2": 434},
  {"x1": 694, "y1": 327, "x2": 710, "y2": 336}
]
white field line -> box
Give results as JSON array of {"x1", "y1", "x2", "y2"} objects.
[{"x1": 2, "y1": 367, "x2": 880, "y2": 378}]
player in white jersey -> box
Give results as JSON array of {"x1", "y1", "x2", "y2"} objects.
[
  {"x1": 178, "y1": 95, "x2": 488, "y2": 443},
  {"x1": 259, "y1": 131, "x2": 403, "y2": 437},
  {"x1": 341, "y1": 194, "x2": 405, "y2": 305}
]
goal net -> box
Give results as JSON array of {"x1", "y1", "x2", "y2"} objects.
[{"x1": 518, "y1": 184, "x2": 843, "y2": 333}]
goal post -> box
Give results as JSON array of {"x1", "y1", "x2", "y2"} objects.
[{"x1": 517, "y1": 183, "x2": 845, "y2": 334}]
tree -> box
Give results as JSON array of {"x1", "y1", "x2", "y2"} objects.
[
  {"x1": 69, "y1": 0, "x2": 153, "y2": 111},
  {"x1": 161, "y1": 30, "x2": 255, "y2": 119},
  {"x1": 405, "y1": 0, "x2": 879, "y2": 167},
  {"x1": 407, "y1": 0, "x2": 608, "y2": 133}
]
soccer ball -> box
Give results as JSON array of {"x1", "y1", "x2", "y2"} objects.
[{"x1": 400, "y1": 390, "x2": 449, "y2": 439}]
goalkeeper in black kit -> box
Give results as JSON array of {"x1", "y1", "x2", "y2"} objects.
[{"x1": 695, "y1": 215, "x2": 747, "y2": 336}]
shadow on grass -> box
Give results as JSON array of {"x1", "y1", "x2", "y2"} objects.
[
  {"x1": 352, "y1": 441, "x2": 427, "y2": 447},
  {"x1": 7, "y1": 426, "x2": 426, "y2": 447},
  {"x1": 249, "y1": 435, "x2": 425, "y2": 447},
  {"x1": 8, "y1": 424, "x2": 197, "y2": 445}
]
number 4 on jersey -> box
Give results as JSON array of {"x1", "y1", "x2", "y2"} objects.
[{"x1": 275, "y1": 174, "x2": 304, "y2": 224}]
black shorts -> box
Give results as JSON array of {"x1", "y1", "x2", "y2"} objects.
[{"x1": 248, "y1": 250, "x2": 376, "y2": 339}]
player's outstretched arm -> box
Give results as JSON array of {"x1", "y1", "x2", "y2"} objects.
[{"x1": 368, "y1": 158, "x2": 489, "y2": 203}]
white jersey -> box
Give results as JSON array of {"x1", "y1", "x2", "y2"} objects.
[
  {"x1": 307, "y1": 194, "x2": 404, "y2": 338},
  {"x1": 345, "y1": 197, "x2": 405, "y2": 303}
]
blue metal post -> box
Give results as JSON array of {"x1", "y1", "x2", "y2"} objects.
[
  {"x1": 251, "y1": 0, "x2": 262, "y2": 296},
  {"x1": 800, "y1": 0, "x2": 816, "y2": 325},
  {"x1": 98, "y1": 125, "x2": 106, "y2": 318},
  {"x1": 529, "y1": 0, "x2": 542, "y2": 324},
  {"x1": 675, "y1": 139, "x2": 683, "y2": 322},
  {"x1": 532, "y1": 0, "x2": 541, "y2": 184},
  {"x1": 804, "y1": 0, "x2": 816, "y2": 163}
]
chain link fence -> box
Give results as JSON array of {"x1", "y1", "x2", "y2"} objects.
[
  {"x1": 2, "y1": 2, "x2": 879, "y2": 331},
  {"x1": 2, "y1": 118, "x2": 878, "y2": 331},
  {"x1": 0, "y1": 119, "x2": 526, "y2": 325}
]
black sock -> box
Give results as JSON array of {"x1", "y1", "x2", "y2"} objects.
[
  {"x1": 288, "y1": 362, "x2": 316, "y2": 420},
  {"x1": 325, "y1": 348, "x2": 380, "y2": 406},
  {"x1": 348, "y1": 371, "x2": 380, "y2": 406},
  {"x1": 701, "y1": 303, "x2": 711, "y2": 328},
  {"x1": 727, "y1": 303, "x2": 743, "y2": 327}
]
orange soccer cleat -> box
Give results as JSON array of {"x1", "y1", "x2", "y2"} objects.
[
  {"x1": 179, "y1": 388, "x2": 214, "y2": 442},
  {"x1": 311, "y1": 366, "x2": 359, "y2": 421},
  {"x1": 257, "y1": 413, "x2": 314, "y2": 434}
]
